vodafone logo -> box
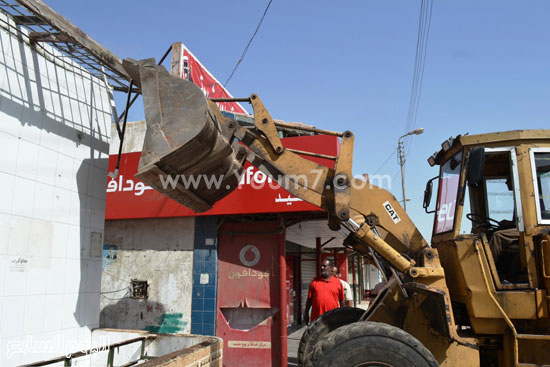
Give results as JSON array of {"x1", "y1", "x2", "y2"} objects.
[{"x1": 239, "y1": 245, "x2": 260, "y2": 267}]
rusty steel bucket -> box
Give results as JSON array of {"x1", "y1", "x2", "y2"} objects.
[{"x1": 122, "y1": 58, "x2": 244, "y2": 212}]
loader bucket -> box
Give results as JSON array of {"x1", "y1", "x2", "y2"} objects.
[{"x1": 122, "y1": 58, "x2": 245, "y2": 212}]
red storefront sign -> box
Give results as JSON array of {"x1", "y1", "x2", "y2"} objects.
[
  {"x1": 217, "y1": 222, "x2": 286, "y2": 367},
  {"x1": 105, "y1": 134, "x2": 338, "y2": 219},
  {"x1": 177, "y1": 44, "x2": 248, "y2": 114}
]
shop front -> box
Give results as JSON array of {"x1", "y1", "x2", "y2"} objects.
[
  {"x1": 102, "y1": 42, "x2": 355, "y2": 367},
  {"x1": 103, "y1": 119, "x2": 343, "y2": 367}
]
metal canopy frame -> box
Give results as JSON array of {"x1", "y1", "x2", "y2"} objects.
[{"x1": 0, "y1": 0, "x2": 132, "y2": 92}]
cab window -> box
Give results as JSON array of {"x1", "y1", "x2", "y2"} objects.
[
  {"x1": 460, "y1": 149, "x2": 521, "y2": 235},
  {"x1": 485, "y1": 178, "x2": 515, "y2": 223},
  {"x1": 434, "y1": 151, "x2": 462, "y2": 234},
  {"x1": 531, "y1": 149, "x2": 550, "y2": 223},
  {"x1": 460, "y1": 148, "x2": 526, "y2": 285}
]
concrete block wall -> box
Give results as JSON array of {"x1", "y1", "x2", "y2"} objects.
[
  {"x1": 103, "y1": 109, "x2": 196, "y2": 335},
  {"x1": 0, "y1": 13, "x2": 111, "y2": 366},
  {"x1": 101, "y1": 217, "x2": 195, "y2": 334}
]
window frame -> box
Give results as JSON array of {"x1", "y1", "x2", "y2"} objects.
[
  {"x1": 484, "y1": 147, "x2": 524, "y2": 232},
  {"x1": 433, "y1": 151, "x2": 463, "y2": 235},
  {"x1": 529, "y1": 147, "x2": 550, "y2": 225}
]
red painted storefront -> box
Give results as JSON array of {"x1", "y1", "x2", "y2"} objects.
[
  {"x1": 104, "y1": 43, "x2": 344, "y2": 367},
  {"x1": 105, "y1": 133, "x2": 339, "y2": 367}
]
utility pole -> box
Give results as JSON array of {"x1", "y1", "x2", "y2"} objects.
[
  {"x1": 398, "y1": 128, "x2": 424, "y2": 211},
  {"x1": 398, "y1": 139, "x2": 407, "y2": 211}
]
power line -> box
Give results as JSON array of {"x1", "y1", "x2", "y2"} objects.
[
  {"x1": 406, "y1": 0, "x2": 430, "y2": 132},
  {"x1": 405, "y1": 0, "x2": 425, "y2": 133},
  {"x1": 412, "y1": 1, "x2": 433, "y2": 130},
  {"x1": 224, "y1": 0, "x2": 273, "y2": 87},
  {"x1": 372, "y1": 148, "x2": 397, "y2": 176},
  {"x1": 404, "y1": 0, "x2": 433, "y2": 156},
  {"x1": 391, "y1": 168, "x2": 401, "y2": 190}
]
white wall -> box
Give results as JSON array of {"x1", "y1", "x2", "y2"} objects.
[{"x1": 0, "y1": 13, "x2": 111, "y2": 366}]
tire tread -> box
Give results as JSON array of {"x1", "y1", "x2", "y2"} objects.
[{"x1": 306, "y1": 321, "x2": 439, "y2": 367}]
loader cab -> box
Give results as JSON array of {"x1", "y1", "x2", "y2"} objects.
[
  {"x1": 458, "y1": 146, "x2": 527, "y2": 284},
  {"x1": 424, "y1": 130, "x2": 550, "y2": 365},
  {"x1": 425, "y1": 131, "x2": 550, "y2": 330},
  {"x1": 426, "y1": 144, "x2": 528, "y2": 284}
]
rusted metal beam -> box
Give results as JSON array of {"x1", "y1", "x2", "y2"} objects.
[
  {"x1": 209, "y1": 103, "x2": 345, "y2": 137},
  {"x1": 320, "y1": 237, "x2": 336, "y2": 248},
  {"x1": 112, "y1": 86, "x2": 141, "y2": 93},
  {"x1": 16, "y1": 0, "x2": 130, "y2": 81},
  {"x1": 12, "y1": 14, "x2": 45, "y2": 24},
  {"x1": 210, "y1": 97, "x2": 252, "y2": 103},
  {"x1": 117, "y1": 45, "x2": 172, "y2": 121},
  {"x1": 286, "y1": 148, "x2": 337, "y2": 160},
  {"x1": 29, "y1": 31, "x2": 71, "y2": 43},
  {"x1": 19, "y1": 336, "x2": 155, "y2": 367},
  {"x1": 170, "y1": 42, "x2": 183, "y2": 76},
  {"x1": 274, "y1": 121, "x2": 344, "y2": 137},
  {"x1": 118, "y1": 361, "x2": 141, "y2": 367}
]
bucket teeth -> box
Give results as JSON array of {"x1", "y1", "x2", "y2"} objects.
[{"x1": 123, "y1": 58, "x2": 244, "y2": 212}]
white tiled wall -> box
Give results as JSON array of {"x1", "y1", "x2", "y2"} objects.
[{"x1": 0, "y1": 13, "x2": 111, "y2": 367}]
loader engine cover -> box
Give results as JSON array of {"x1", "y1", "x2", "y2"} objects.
[{"x1": 122, "y1": 58, "x2": 243, "y2": 212}]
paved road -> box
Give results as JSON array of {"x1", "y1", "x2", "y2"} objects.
[{"x1": 288, "y1": 325, "x2": 306, "y2": 367}]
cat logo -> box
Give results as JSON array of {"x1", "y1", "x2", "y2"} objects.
[{"x1": 383, "y1": 201, "x2": 401, "y2": 224}]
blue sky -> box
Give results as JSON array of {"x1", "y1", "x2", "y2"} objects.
[{"x1": 46, "y1": 0, "x2": 550, "y2": 239}]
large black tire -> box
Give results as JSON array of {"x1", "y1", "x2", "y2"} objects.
[
  {"x1": 297, "y1": 307, "x2": 365, "y2": 366},
  {"x1": 305, "y1": 321, "x2": 439, "y2": 367}
]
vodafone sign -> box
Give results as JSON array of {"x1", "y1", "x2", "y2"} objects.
[
  {"x1": 175, "y1": 44, "x2": 248, "y2": 114},
  {"x1": 106, "y1": 44, "x2": 338, "y2": 219},
  {"x1": 105, "y1": 134, "x2": 339, "y2": 219}
]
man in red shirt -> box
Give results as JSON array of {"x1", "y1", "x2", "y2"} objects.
[{"x1": 303, "y1": 259, "x2": 345, "y2": 324}]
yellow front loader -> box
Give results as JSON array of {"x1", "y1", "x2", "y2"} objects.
[{"x1": 124, "y1": 58, "x2": 550, "y2": 367}]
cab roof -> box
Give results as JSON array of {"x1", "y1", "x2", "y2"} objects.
[{"x1": 429, "y1": 129, "x2": 550, "y2": 166}]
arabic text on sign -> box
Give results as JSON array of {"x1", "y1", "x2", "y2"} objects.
[
  {"x1": 107, "y1": 175, "x2": 153, "y2": 196},
  {"x1": 275, "y1": 194, "x2": 303, "y2": 206},
  {"x1": 228, "y1": 268, "x2": 270, "y2": 280},
  {"x1": 227, "y1": 341, "x2": 272, "y2": 349}
]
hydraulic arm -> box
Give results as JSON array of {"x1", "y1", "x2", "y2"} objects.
[
  {"x1": 122, "y1": 58, "x2": 429, "y2": 274},
  {"x1": 123, "y1": 58, "x2": 487, "y2": 366}
]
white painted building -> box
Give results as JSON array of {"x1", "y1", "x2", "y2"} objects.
[{"x1": 0, "y1": 11, "x2": 112, "y2": 366}]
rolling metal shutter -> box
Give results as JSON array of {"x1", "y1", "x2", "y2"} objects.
[{"x1": 301, "y1": 253, "x2": 317, "y2": 317}]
